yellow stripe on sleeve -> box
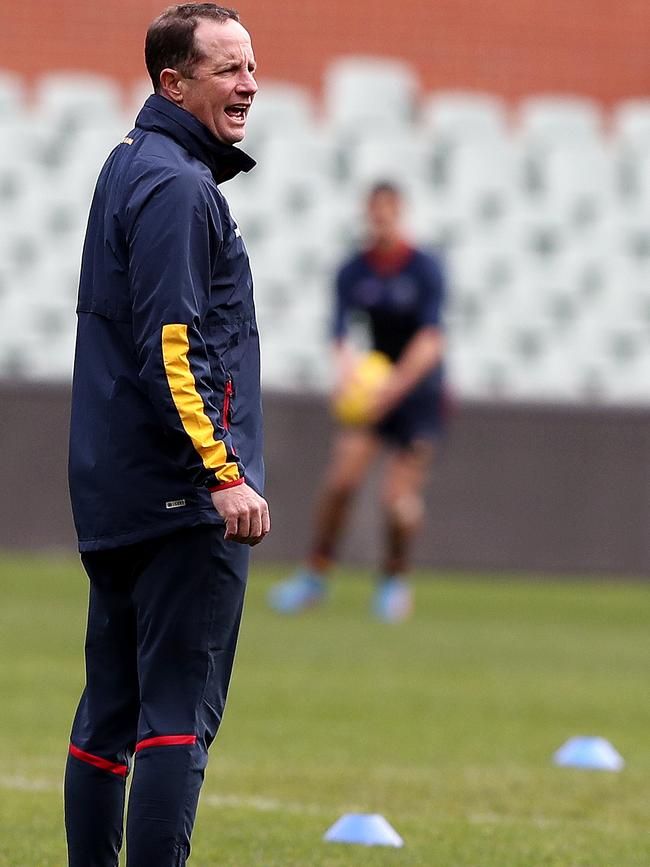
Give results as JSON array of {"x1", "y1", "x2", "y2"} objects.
[{"x1": 161, "y1": 323, "x2": 241, "y2": 485}]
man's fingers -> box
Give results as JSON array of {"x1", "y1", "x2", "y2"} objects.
[
  {"x1": 248, "y1": 508, "x2": 262, "y2": 541},
  {"x1": 224, "y1": 514, "x2": 238, "y2": 540},
  {"x1": 213, "y1": 485, "x2": 270, "y2": 545},
  {"x1": 237, "y1": 511, "x2": 251, "y2": 540},
  {"x1": 226, "y1": 508, "x2": 258, "y2": 543},
  {"x1": 247, "y1": 506, "x2": 270, "y2": 546}
]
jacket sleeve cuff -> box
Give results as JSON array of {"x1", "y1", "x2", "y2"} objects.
[{"x1": 208, "y1": 477, "x2": 245, "y2": 493}]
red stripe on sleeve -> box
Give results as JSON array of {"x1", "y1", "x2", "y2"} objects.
[
  {"x1": 135, "y1": 734, "x2": 197, "y2": 752},
  {"x1": 69, "y1": 743, "x2": 128, "y2": 777},
  {"x1": 208, "y1": 477, "x2": 244, "y2": 493}
]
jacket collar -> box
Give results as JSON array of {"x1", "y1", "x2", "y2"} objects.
[
  {"x1": 135, "y1": 93, "x2": 256, "y2": 184},
  {"x1": 365, "y1": 240, "x2": 415, "y2": 276}
]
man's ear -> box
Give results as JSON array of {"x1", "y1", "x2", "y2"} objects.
[{"x1": 159, "y1": 68, "x2": 184, "y2": 104}]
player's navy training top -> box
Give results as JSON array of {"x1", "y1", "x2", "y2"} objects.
[
  {"x1": 68, "y1": 94, "x2": 264, "y2": 551},
  {"x1": 333, "y1": 241, "x2": 445, "y2": 389}
]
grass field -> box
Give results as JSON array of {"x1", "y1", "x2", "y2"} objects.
[{"x1": 1, "y1": 553, "x2": 649, "y2": 866}]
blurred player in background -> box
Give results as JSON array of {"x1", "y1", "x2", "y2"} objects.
[{"x1": 269, "y1": 182, "x2": 446, "y2": 622}]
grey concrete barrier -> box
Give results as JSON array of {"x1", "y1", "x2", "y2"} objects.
[{"x1": 1, "y1": 384, "x2": 648, "y2": 576}]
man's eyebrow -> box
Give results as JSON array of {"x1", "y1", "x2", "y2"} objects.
[
  {"x1": 211, "y1": 56, "x2": 256, "y2": 72},
  {"x1": 213, "y1": 56, "x2": 243, "y2": 68}
]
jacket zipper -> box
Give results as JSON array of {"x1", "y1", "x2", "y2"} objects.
[{"x1": 223, "y1": 375, "x2": 233, "y2": 431}]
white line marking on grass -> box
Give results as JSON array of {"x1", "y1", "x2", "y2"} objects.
[
  {"x1": 0, "y1": 774, "x2": 59, "y2": 792},
  {"x1": 0, "y1": 775, "x2": 623, "y2": 836},
  {"x1": 203, "y1": 793, "x2": 326, "y2": 816},
  {"x1": 467, "y1": 811, "x2": 556, "y2": 829},
  {"x1": 0, "y1": 776, "x2": 326, "y2": 817}
]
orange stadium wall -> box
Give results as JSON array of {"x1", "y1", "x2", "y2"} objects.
[{"x1": 2, "y1": 0, "x2": 650, "y2": 104}]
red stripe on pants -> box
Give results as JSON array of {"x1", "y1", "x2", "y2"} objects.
[
  {"x1": 135, "y1": 734, "x2": 197, "y2": 752},
  {"x1": 69, "y1": 743, "x2": 128, "y2": 777}
]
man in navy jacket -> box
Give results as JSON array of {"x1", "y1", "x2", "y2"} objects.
[{"x1": 64, "y1": 5, "x2": 269, "y2": 865}]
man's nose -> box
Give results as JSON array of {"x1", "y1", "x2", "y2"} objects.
[{"x1": 236, "y1": 71, "x2": 258, "y2": 95}]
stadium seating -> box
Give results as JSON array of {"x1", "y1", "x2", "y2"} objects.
[
  {"x1": 423, "y1": 92, "x2": 508, "y2": 142},
  {"x1": 34, "y1": 72, "x2": 124, "y2": 130},
  {"x1": 0, "y1": 72, "x2": 25, "y2": 117},
  {"x1": 240, "y1": 82, "x2": 315, "y2": 148},
  {"x1": 0, "y1": 60, "x2": 649, "y2": 406},
  {"x1": 613, "y1": 99, "x2": 650, "y2": 149},
  {"x1": 518, "y1": 95, "x2": 604, "y2": 142},
  {"x1": 323, "y1": 57, "x2": 420, "y2": 134}
]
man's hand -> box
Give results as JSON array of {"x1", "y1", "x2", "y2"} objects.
[
  {"x1": 365, "y1": 377, "x2": 404, "y2": 425},
  {"x1": 211, "y1": 483, "x2": 270, "y2": 546},
  {"x1": 367, "y1": 326, "x2": 445, "y2": 423}
]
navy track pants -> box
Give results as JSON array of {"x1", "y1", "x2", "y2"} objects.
[{"x1": 64, "y1": 524, "x2": 249, "y2": 867}]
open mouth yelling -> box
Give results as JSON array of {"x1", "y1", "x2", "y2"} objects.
[{"x1": 224, "y1": 103, "x2": 250, "y2": 123}]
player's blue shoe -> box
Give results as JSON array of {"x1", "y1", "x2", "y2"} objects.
[
  {"x1": 268, "y1": 572, "x2": 327, "y2": 614},
  {"x1": 372, "y1": 577, "x2": 413, "y2": 623}
]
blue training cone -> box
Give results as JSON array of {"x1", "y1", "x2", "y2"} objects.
[
  {"x1": 324, "y1": 813, "x2": 404, "y2": 847},
  {"x1": 553, "y1": 736, "x2": 625, "y2": 771}
]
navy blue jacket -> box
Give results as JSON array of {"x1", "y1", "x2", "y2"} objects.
[{"x1": 69, "y1": 95, "x2": 264, "y2": 551}]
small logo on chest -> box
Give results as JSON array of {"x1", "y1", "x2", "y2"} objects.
[
  {"x1": 354, "y1": 278, "x2": 383, "y2": 307},
  {"x1": 387, "y1": 276, "x2": 418, "y2": 307},
  {"x1": 165, "y1": 499, "x2": 187, "y2": 510}
]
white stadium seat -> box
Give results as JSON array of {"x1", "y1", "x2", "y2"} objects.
[
  {"x1": 537, "y1": 142, "x2": 616, "y2": 226},
  {"x1": 613, "y1": 100, "x2": 650, "y2": 147},
  {"x1": 34, "y1": 72, "x2": 124, "y2": 129},
  {"x1": 323, "y1": 56, "x2": 420, "y2": 134},
  {"x1": 439, "y1": 137, "x2": 523, "y2": 224},
  {"x1": 423, "y1": 91, "x2": 508, "y2": 142},
  {"x1": 252, "y1": 130, "x2": 339, "y2": 212},
  {"x1": 0, "y1": 72, "x2": 25, "y2": 117},
  {"x1": 519, "y1": 95, "x2": 604, "y2": 143},
  {"x1": 344, "y1": 133, "x2": 433, "y2": 198},
  {"x1": 625, "y1": 148, "x2": 650, "y2": 206},
  {"x1": 130, "y1": 78, "x2": 154, "y2": 119},
  {"x1": 62, "y1": 120, "x2": 130, "y2": 166},
  {"x1": 0, "y1": 116, "x2": 52, "y2": 165},
  {"x1": 240, "y1": 82, "x2": 314, "y2": 147}
]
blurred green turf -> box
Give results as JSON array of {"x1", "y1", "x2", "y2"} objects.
[{"x1": 0, "y1": 553, "x2": 649, "y2": 866}]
